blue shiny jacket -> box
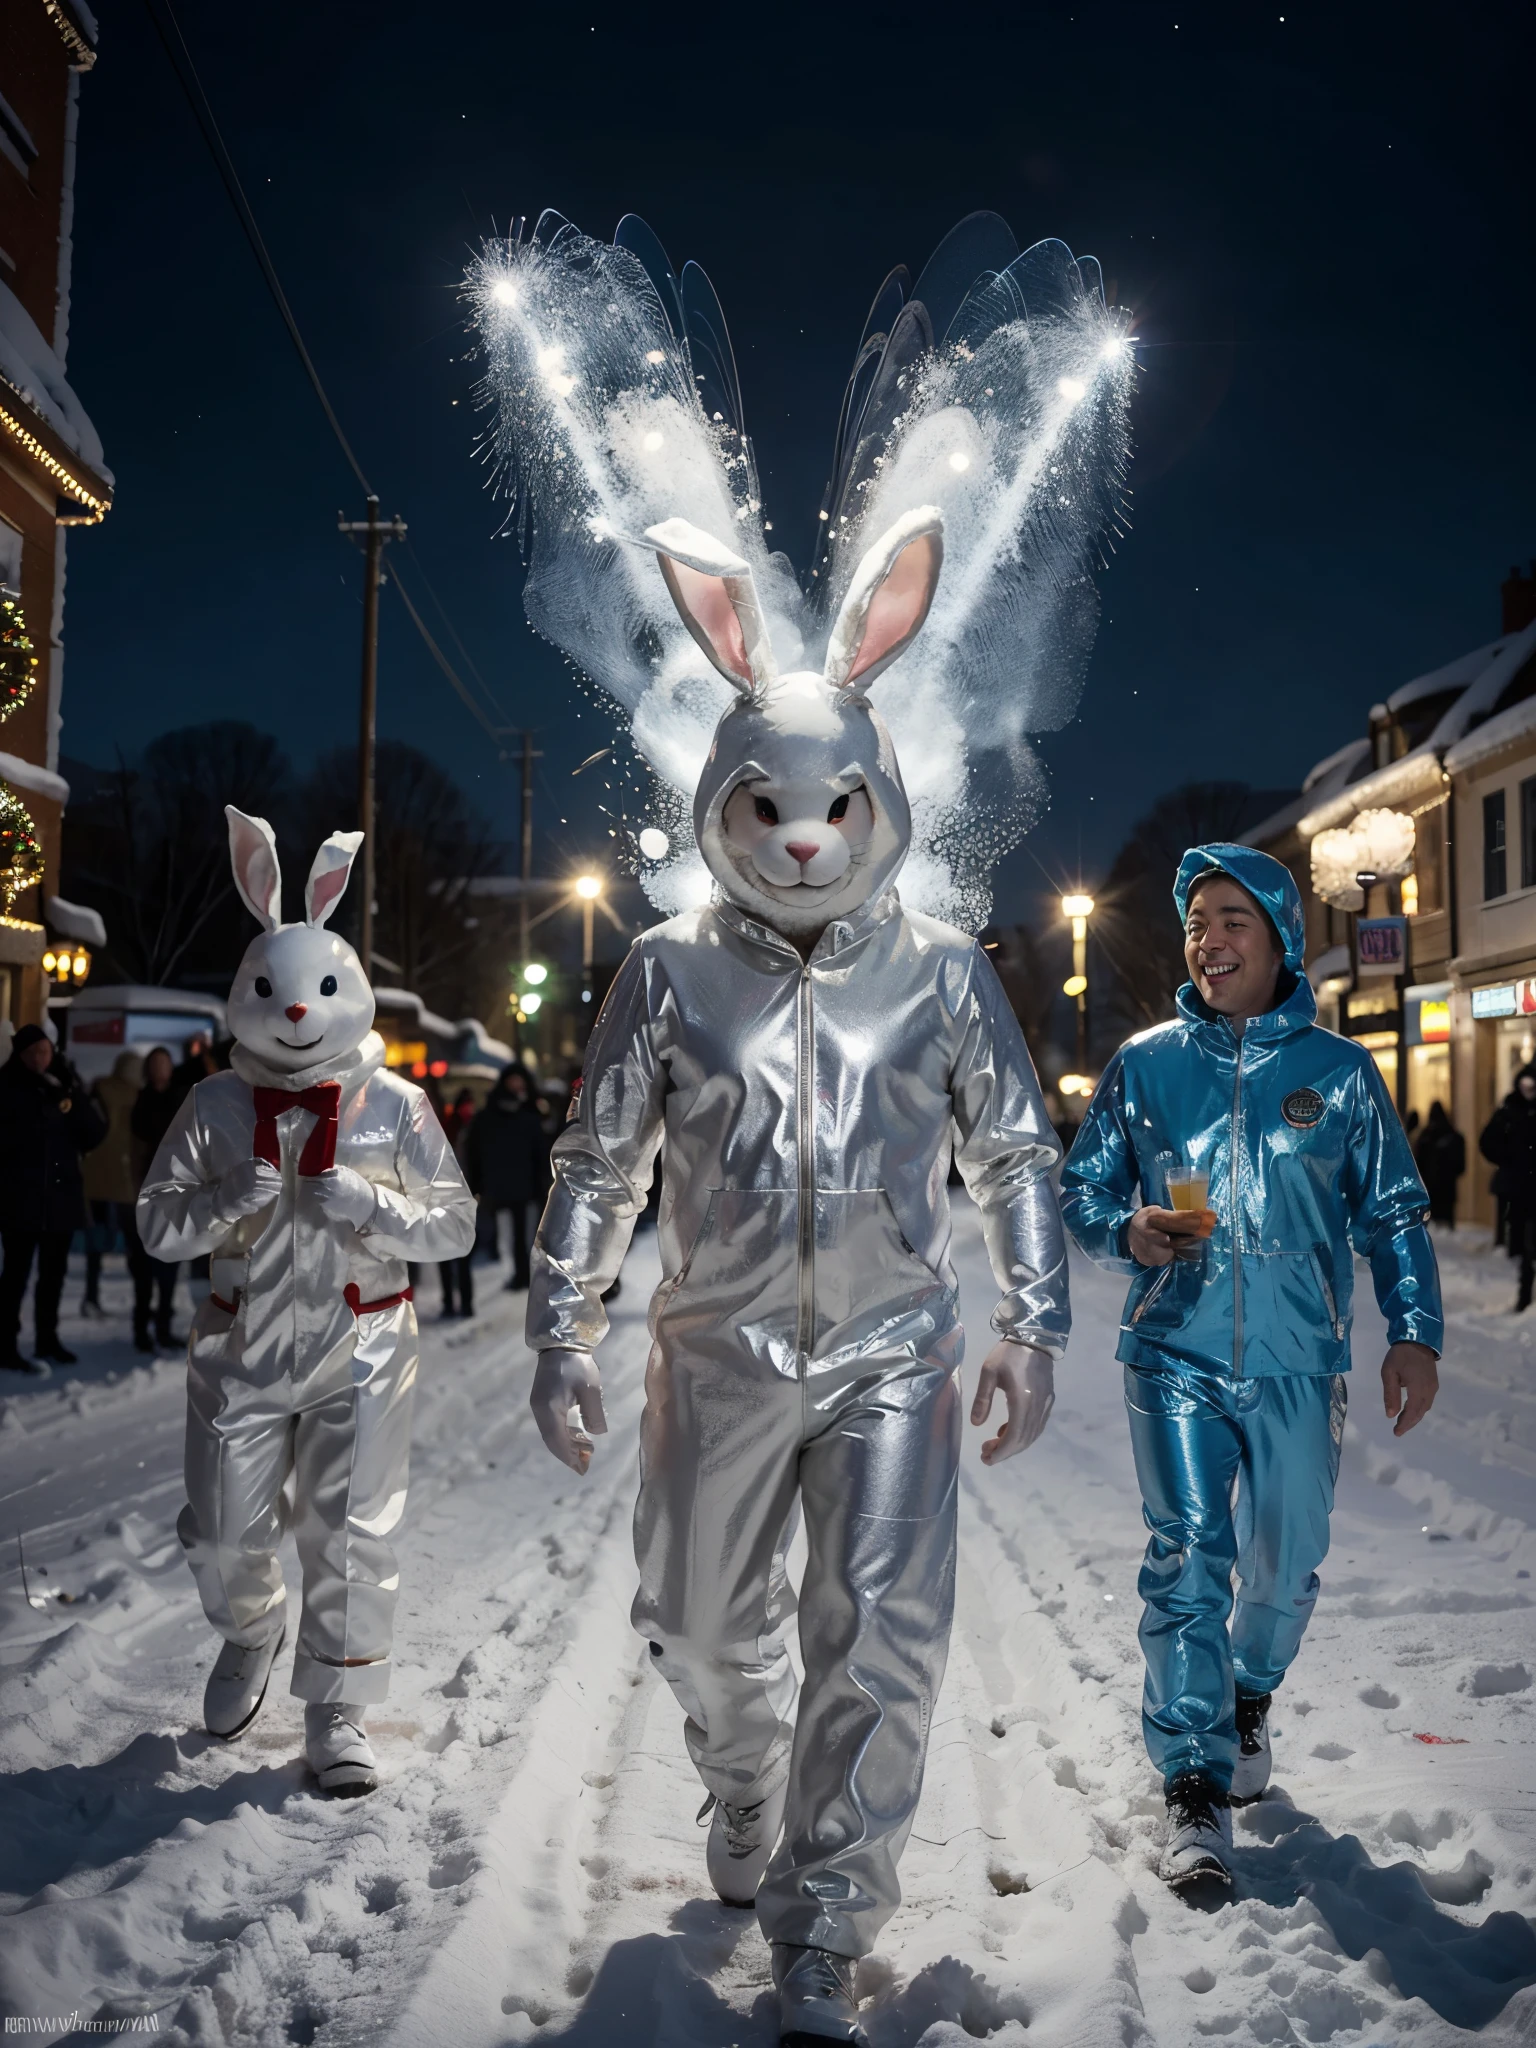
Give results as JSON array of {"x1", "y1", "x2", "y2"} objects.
[{"x1": 1060, "y1": 842, "x2": 1443, "y2": 1377}]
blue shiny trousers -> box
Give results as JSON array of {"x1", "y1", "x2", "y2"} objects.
[{"x1": 1124, "y1": 1362, "x2": 1346, "y2": 1788}]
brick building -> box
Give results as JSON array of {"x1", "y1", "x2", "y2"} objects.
[{"x1": 0, "y1": 0, "x2": 111, "y2": 1027}]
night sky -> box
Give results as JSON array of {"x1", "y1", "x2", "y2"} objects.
[{"x1": 59, "y1": 1, "x2": 1534, "y2": 929}]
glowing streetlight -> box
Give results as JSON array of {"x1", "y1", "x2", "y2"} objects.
[
  {"x1": 1061, "y1": 892, "x2": 1096, "y2": 1072},
  {"x1": 521, "y1": 991, "x2": 543, "y2": 1015},
  {"x1": 574, "y1": 873, "x2": 604, "y2": 1007},
  {"x1": 523, "y1": 961, "x2": 548, "y2": 986}
]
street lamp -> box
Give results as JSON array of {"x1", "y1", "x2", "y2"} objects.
[
  {"x1": 574, "y1": 873, "x2": 603, "y2": 1004},
  {"x1": 1060, "y1": 893, "x2": 1095, "y2": 1073}
]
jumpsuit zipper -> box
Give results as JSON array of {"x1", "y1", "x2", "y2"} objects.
[
  {"x1": 1230, "y1": 1033, "x2": 1245, "y2": 1376},
  {"x1": 795, "y1": 960, "x2": 815, "y2": 1370}
]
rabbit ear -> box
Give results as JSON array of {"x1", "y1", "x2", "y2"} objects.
[
  {"x1": 226, "y1": 806, "x2": 283, "y2": 930},
  {"x1": 643, "y1": 518, "x2": 777, "y2": 697},
  {"x1": 824, "y1": 507, "x2": 944, "y2": 699},
  {"x1": 306, "y1": 831, "x2": 365, "y2": 929}
]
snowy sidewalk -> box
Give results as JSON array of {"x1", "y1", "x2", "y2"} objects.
[{"x1": 0, "y1": 1218, "x2": 1533, "y2": 2046}]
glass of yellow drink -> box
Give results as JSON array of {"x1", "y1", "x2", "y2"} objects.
[{"x1": 1165, "y1": 1166, "x2": 1211, "y2": 1260}]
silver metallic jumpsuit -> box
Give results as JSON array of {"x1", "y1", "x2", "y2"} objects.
[
  {"x1": 529, "y1": 704, "x2": 1069, "y2": 1957},
  {"x1": 138, "y1": 1035, "x2": 476, "y2": 1702}
]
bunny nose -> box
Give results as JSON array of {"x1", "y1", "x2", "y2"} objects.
[
  {"x1": 785, "y1": 841, "x2": 821, "y2": 866},
  {"x1": 285, "y1": 1003, "x2": 308, "y2": 1023}
]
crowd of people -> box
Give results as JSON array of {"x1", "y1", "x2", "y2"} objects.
[{"x1": 0, "y1": 1026, "x2": 570, "y2": 1377}]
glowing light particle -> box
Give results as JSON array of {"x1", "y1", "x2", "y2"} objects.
[
  {"x1": 642, "y1": 430, "x2": 664, "y2": 451},
  {"x1": 645, "y1": 349, "x2": 666, "y2": 365},
  {"x1": 550, "y1": 374, "x2": 576, "y2": 397},
  {"x1": 948, "y1": 451, "x2": 971, "y2": 473},
  {"x1": 1057, "y1": 376, "x2": 1087, "y2": 401},
  {"x1": 638, "y1": 827, "x2": 670, "y2": 860},
  {"x1": 536, "y1": 345, "x2": 564, "y2": 370},
  {"x1": 491, "y1": 280, "x2": 518, "y2": 307}
]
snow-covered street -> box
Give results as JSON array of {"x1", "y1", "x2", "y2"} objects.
[{"x1": 1, "y1": 1209, "x2": 1533, "y2": 2047}]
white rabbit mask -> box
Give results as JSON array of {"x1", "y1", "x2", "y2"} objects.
[
  {"x1": 648, "y1": 508, "x2": 943, "y2": 942},
  {"x1": 224, "y1": 807, "x2": 375, "y2": 1077}
]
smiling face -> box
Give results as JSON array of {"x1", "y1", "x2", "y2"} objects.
[
  {"x1": 1183, "y1": 874, "x2": 1285, "y2": 1019},
  {"x1": 226, "y1": 923, "x2": 376, "y2": 1073},
  {"x1": 721, "y1": 774, "x2": 875, "y2": 909}
]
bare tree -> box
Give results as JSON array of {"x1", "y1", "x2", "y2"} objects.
[
  {"x1": 62, "y1": 723, "x2": 291, "y2": 986},
  {"x1": 296, "y1": 741, "x2": 503, "y2": 1017}
]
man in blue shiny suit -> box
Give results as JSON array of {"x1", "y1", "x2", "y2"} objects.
[{"x1": 1061, "y1": 843, "x2": 1442, "y2": 1891}]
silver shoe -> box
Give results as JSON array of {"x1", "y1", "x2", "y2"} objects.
[
  {"x1": 203, "y1": 1625, "x2": 285, "y2": 1739},
  {"x1": 772, "y1": 1943, "x2": 868, "y2": 2045},
  {"x1": 305, "y1": 1703, "x2": 378, "y2": 1798},
  {"x1": 698, "y1": 1777, "x2": 788, "y2": 1906}
]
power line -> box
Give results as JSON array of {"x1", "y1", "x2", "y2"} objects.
[
  {"x1": 140, "y1": 0, "x2": 372, "y2": 500},
  {"x1": 141, "y1": 0, "x2": 507, "y2": 749}
]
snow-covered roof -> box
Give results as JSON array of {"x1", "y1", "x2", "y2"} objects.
[
  {"x1": 1423, "y1": 618, "x2": 1536, "y2": 748},
  {"x1": 0, "y1": 276, "x2": 110, "y2": 479},
  {"x1": 457, "y1": 1017, "x2": 514, "y2": 1066},
  {"x1": 0, "y1": 749, "x2": 69, "y2": 806},
  {"x1": 1384, "y1": 637, "x2": 1506, "y2": 718},
  {"x1": 1243, "y1": 736, "x2": 1371, "y2": 848},
  {"x1": 1302, "y1": 736, "x2": 1373, "y2": 795},
  {"x1": 71, "y1": 985, "x2": 226, "y2": 1022},
  {"x1": 1444, "y1": 690, "x2": 1536, "y2": 776},
  {"x1": 45, "y1": 895, "x2": 105, "y2": 947}
]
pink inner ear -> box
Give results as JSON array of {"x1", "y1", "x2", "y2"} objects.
[
  {"x1": 846, "y1": 533, "x2": 940, "y2": 683},
  {"x1": 309, "y1": 863, "x2": 350, "y2": 925},
  {"x1": 669, "y1": 559, "x2": 751, "y2": 682}
]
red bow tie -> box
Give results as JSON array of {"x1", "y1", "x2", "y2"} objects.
[{"x1": 252, "y1": 1081, "x2": 341, "y2": 1176}]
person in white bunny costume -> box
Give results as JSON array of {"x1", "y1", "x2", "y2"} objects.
[{"x1": 137, "y1": 809, "x2": 475, "y2": 1795}]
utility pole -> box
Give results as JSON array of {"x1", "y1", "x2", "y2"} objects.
[
  {"x1": 338, "y1": 497, "x2": 406, "y2": 979},
  {"x1": 519, "y1": 731, "x2": 540, "y2": 969}
]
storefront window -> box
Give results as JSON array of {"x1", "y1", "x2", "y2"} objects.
[{"x1": 1413, "y1": 804, "x2": 1444, "y2": 912}]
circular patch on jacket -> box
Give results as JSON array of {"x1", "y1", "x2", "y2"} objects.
[{"x1": 1281, "y1": 1086, "x2": 1325, "y2": 1129}]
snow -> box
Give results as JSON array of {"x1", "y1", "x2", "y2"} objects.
[
  {"x1": 1446, "y1": 686, "x2": 1536, "y2": 777},
  {"x1": 0, "y1": 276, "x2": 109, "y2": 478},
  {"x1": 43, "y1": 896, "x2": 105, "y2": 948},
  {"x1": 0, "y1": 748, "x2": 69, "y2": 806},
  {"x1": 1, "y1": 1213, "x2": 1534, "y2": 2044}
]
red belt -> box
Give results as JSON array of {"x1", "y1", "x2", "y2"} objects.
[
  {"x1": 210, "y1": 1285, "x2": 415, "y2": 1317},
  {"x1": 344, "y1": 1283, "x2": 414, "y2": 1316}
]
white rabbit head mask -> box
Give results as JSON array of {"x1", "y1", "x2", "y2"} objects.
[
  {"x1": 647, "y1": 507, "x2": 943, "y2": 941},
  {"x1": 224, "y1": 807, "x2": 375, "y2": 1074}
]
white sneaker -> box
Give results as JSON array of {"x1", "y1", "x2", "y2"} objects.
[
  {"x1": 1231, "y1": 1690, "x2": 1273, "y2": 1805},
  {"x1": 698, "y1": 1777, "x2": 788, "y2": 1905},
  {"x1": 203, "y1": 1626, "x2": 285, "y2": 1739},
  {"x1": 305, "y1": 1703, "x2": 378, "y2": 1798},
  {"x1": 1159, "y1": 1772, "x2": 1233, "y2": 1890},
  {"x1": 772, "y1": 1943, "x2": 868, "y2": 2046}
]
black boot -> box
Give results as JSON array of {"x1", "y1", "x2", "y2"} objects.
[{"x1": 33, "y1": 1335, "x2": 78, "y2": 1366}]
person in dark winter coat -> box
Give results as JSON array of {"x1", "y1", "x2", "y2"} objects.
[
  {"x1": 463, "y1": 1066, "x2": 551, "y2": 1291},
  {"x1": 0, "y1": 1024, "x2": 108, "y2": 1372},
  {"x1": 1480, "y1": 1066, "x2": 1536, "y2": 1307},
  {"x1": 1413, "y1": 1101, "x2": 1466, "y2": 1229},
  {"x1": 129, "y1": 1047, "x2": 184, "y2": 1349}
]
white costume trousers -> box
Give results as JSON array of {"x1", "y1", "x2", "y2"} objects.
[{"x1": 179, "y1": 1295, "x2": 417, "y2": 1703}]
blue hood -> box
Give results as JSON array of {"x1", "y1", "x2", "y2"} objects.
[{"x1": 1173, "y1": 842, "x2": 1306, "y2": 974}]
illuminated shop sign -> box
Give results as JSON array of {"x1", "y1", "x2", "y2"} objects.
[
  {"x1": 1357, "y1": 917, "x2": 1407, "y2": 976},
  {"x1": 1470, "y1": 980, "x2": 1536, "y2": 1020}
]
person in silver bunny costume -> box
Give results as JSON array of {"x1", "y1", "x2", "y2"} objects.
[
  {"x1": 527, "y1": 510, "x2": 1068, "y2": 2039},
  {"x1": 137, "y1": 808, "x2": 475, "y2": 1795}
]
